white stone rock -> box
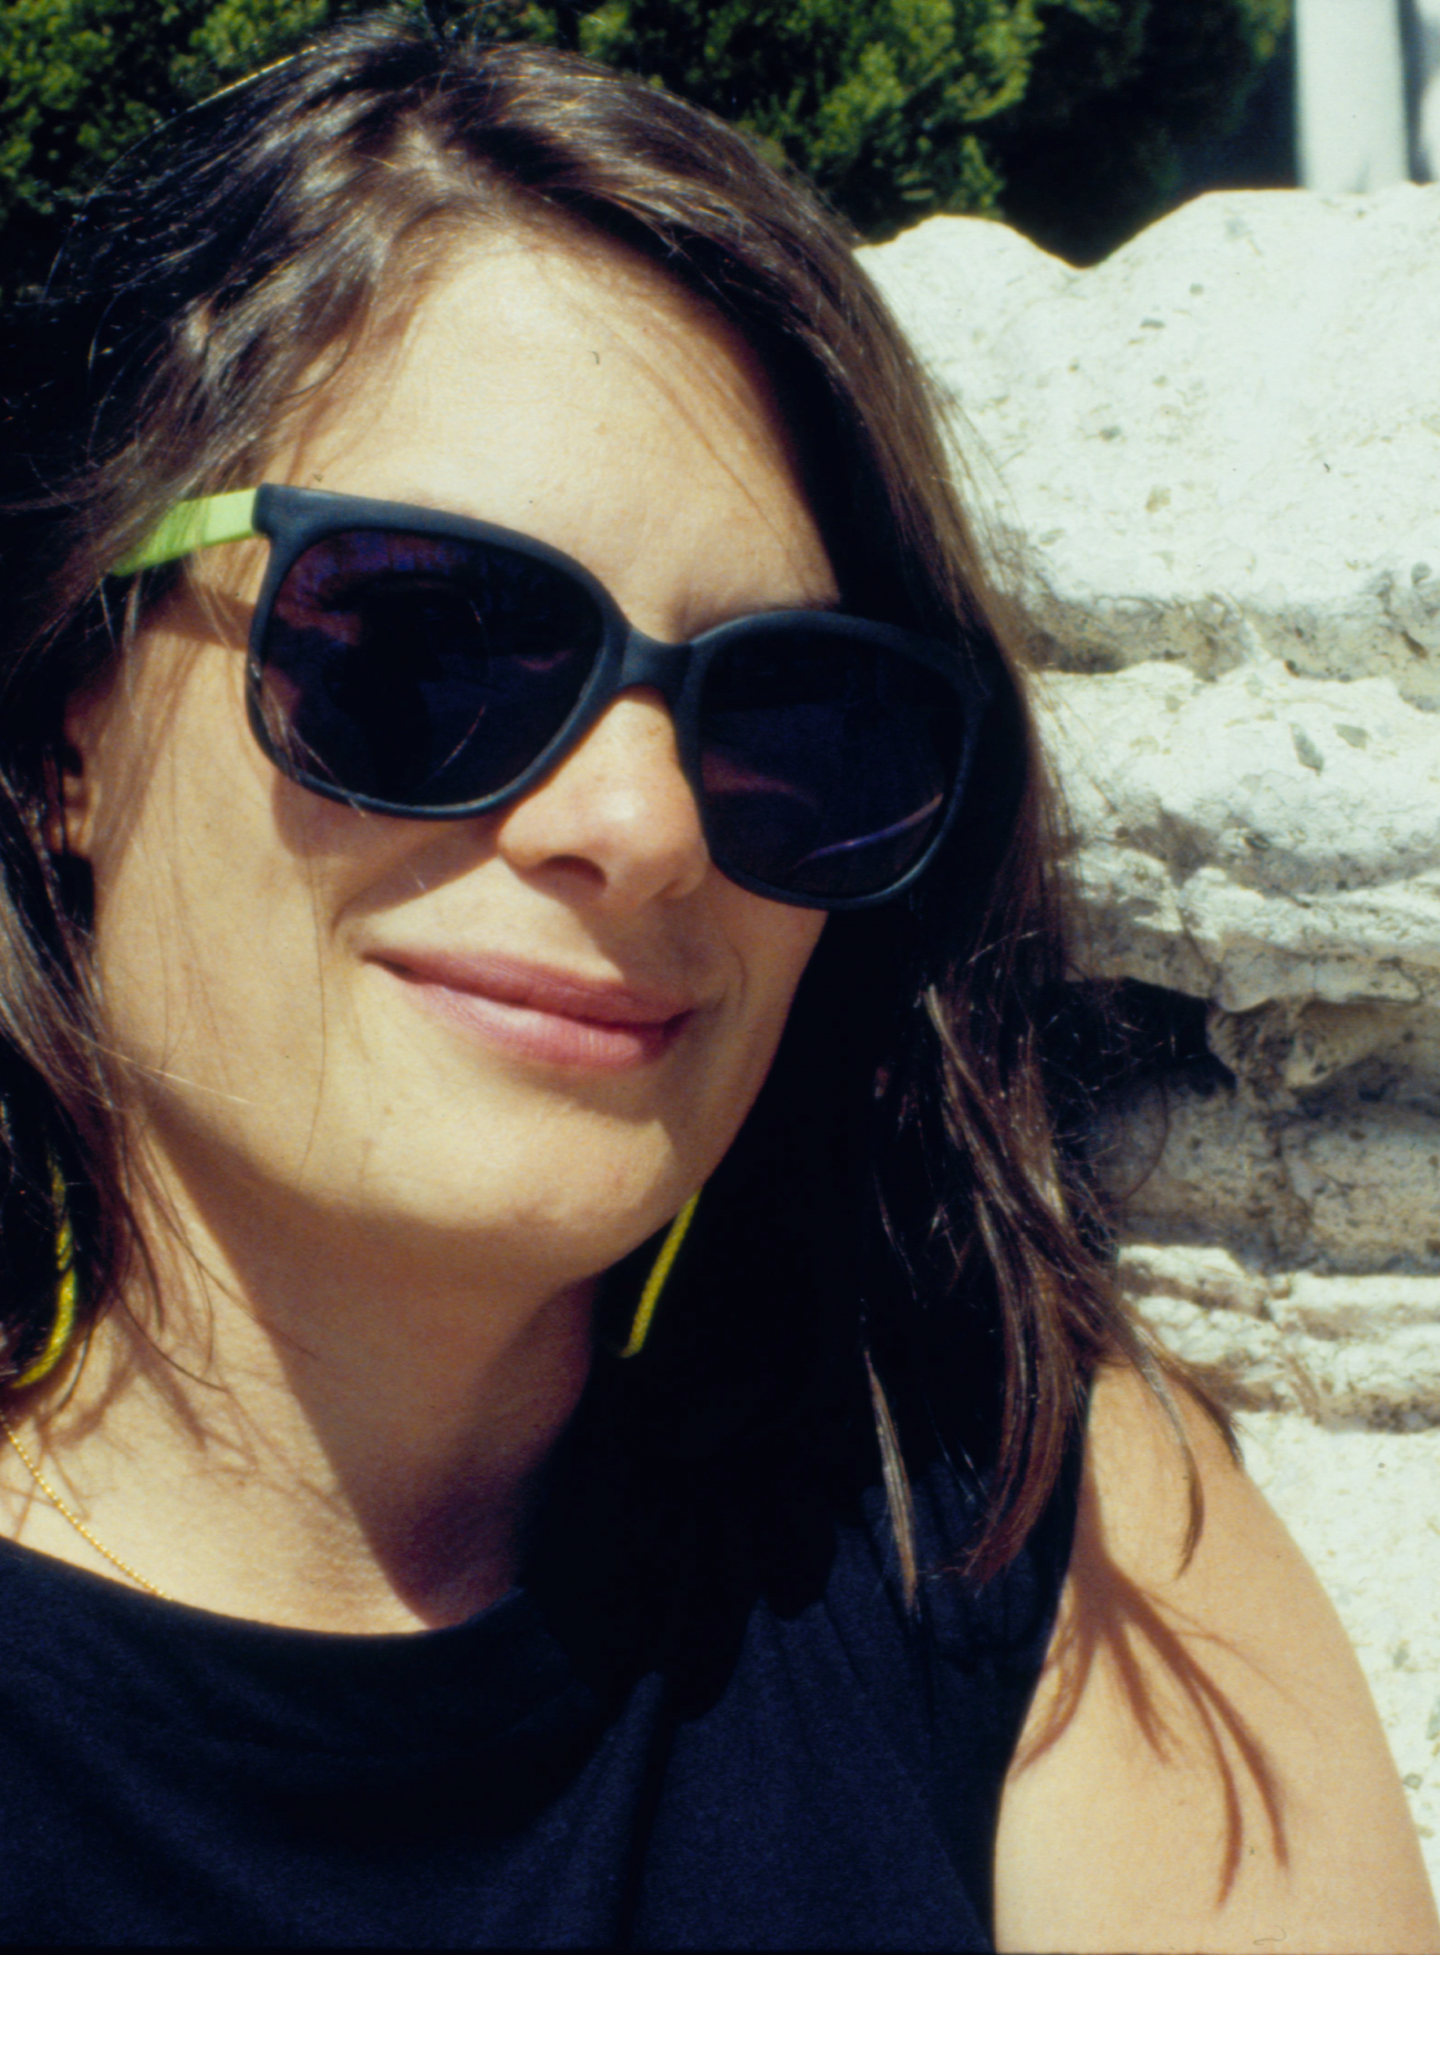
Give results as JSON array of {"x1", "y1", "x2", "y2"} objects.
[
  {"x1": 1035, "y1": 662, "x2": 1440, "y2": 1010},
  {"x1": 862, "y1": 186, "x2": 1440, "y2": 705},
  {"x1": 1098, "y1": 1087, "x2": 1295, "y2": 1260},
  {"x1": 1120, "y1": 1244, "x2": 1440, "y2": 1421},
  {"x1": 864, "y1": 188, "x2": 1440, "y2": 1274},
  {"x1": 1281, "y1": 1110, "x2": 1440, "y2": 1268}
]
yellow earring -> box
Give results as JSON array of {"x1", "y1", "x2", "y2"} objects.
[
  {"x1": 11, "y1": 1165, "x2": 78, "y2": 1391},
  {"x1": 618, "y1": 1191, "x2": 700, "y2": 1359}
]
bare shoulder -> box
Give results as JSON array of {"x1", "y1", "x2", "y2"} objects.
[{"x1": 992, "y1": 1365, "x2": 1440, "y2": 1953}]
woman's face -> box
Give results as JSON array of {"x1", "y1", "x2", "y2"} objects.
[{"x1": 67, "y1": 232, "x2": 834, "y2": 1292}]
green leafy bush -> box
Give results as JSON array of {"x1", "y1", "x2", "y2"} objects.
[{"x1": 0, "y1": 0, "x2": 1289, "y2": 295}]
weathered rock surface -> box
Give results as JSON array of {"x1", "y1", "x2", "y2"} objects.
[
  {"x1": 860, "y1": 185, "x2": 1440, "y2": 1344},
  {"x1": 863, "y1": 185, "x2": 1440, "y2": 704},
  {"x1": 1118, "y1": 1244, "x2": 1440, "y2": 1424},
  {"x1": 1037, "y1": 663, "x2": 1440, "y2": 1013},
  {"x1": 863, "y1": 188, "x2": 1440, "y2": 1884}
]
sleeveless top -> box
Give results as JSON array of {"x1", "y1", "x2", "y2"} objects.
[{"x1": 0, "y1": 1378, "x2": 1081, "y2": 1952}]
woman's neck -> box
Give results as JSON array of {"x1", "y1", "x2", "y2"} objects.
[{"x1": 0, "y1": 1182, "x2": 599, "y2": 1632}]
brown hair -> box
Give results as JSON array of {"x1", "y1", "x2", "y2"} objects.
[{"x1": 0, "y1": 12, "x2": 1188, "y2": 1589}]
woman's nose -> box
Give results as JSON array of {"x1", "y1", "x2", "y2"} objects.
[{"x1": 493, "y1": 690, "x2": 710, "y2": 911}]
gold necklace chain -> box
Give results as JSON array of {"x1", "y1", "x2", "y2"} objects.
[{"x1": 0, "y1": 1415, "x2": 170, "y2": 1601}]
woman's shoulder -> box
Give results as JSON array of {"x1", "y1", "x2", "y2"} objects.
[{"x1": 991, "y1": 1365, "x2": 1440, "y2": 1952}]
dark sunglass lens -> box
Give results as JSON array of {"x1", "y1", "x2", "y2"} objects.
[
  {"x1": 699, "y1": 630, "x2": 966, "y2": 901},
  {"x1": 256, "y1": 530, "x2": 603, "y2": 809}
]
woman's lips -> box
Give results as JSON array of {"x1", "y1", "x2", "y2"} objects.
[{"x1": 374, "y1": 950, "x2": 695, "y2": 1071}]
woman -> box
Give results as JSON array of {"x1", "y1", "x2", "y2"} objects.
[{"x1": 0, "y1": 16, "x2": 1432, "y2": 1951}]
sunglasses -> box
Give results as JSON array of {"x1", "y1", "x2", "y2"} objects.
[{"x1": 116, "y1": 484, "x2": 996, "y2": 910}]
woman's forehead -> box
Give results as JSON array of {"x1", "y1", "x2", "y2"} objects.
[
  {"x1": 291, "y1": 227, "x2": 799, "y2": 479},
  {"x1": 266, "y1": 228, "x2": 837, "y2": 629}
]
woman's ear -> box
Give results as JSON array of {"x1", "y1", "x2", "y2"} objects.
[
  {"x1": 37, "y1": 713, "x2": 100, "y2": 934},
  {"x1": 49, "y1": 739, "x2": 83, "y2": 853},
  {"x1": 46, "y1": 746, "x2": 83, "y2": 866},
  {"x1": 47, "y1": 686, "x2": 106, "y2": 861}
]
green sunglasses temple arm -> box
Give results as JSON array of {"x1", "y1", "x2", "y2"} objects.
[{"x1": 111, "y1": 489, "x2": 261, "y2": 575}]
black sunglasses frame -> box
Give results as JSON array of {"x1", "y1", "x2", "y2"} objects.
[{"x1": 241, "y1": 483, "x2": 995, "y2": 911}]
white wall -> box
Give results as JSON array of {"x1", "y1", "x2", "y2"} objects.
[{"x1": 1296, "y1": 0, "x2": 1408, "y2": 189}]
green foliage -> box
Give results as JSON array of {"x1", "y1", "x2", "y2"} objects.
[
  {"x1": 565, "y1": 1, "x2": 1044, "y2": 233},
  {"x1": 0, "y1": 0, "x2": 374, "y2": 284},
  {"x1": 985, "y1": 0, "x2": 1292, "y2": 260},
  {"x1": 0, "y1": 0, "x2": 1290, "y2": 296},
  {"x1": 476, "y1": 0, "x2": 1289, "y2": 249}
]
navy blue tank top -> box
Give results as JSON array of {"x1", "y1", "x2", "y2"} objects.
[{"x1": 0, "y1": 1383, "x2": 1080, "y2": 1951}]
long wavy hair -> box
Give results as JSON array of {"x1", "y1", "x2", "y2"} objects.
[{"x1": 0, "y1": 12, "x2": 1187, "y2": 1595}]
